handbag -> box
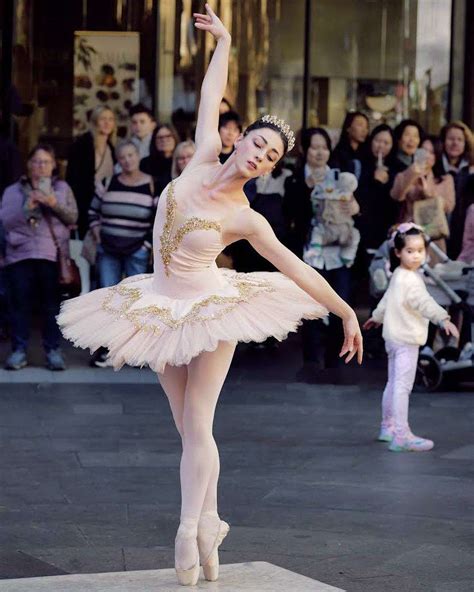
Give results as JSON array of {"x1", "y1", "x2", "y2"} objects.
[
  {"x1": 81, "y1": 228, "x2": 98, "y2": 265},
  {"x1": 412, "y1": 195, "x2": 450, "y2": 240},
  {"x1": 44, "y1": 214, "x2": 82, "y2": 298},
  {"x1": 80, "y1": 176, "x2": 114, "y2": 265}
]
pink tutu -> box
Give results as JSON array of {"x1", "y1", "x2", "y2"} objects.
[{"x1": 58, "y1": 268, "x2": 327, "y2": 373}]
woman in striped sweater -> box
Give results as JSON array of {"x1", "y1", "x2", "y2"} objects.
[{"x1": 89, "y1": 140, "x2": 156, "y2": 289}]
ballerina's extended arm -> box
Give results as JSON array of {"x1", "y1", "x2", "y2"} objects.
[
  {"x1": 230, "y1": 209, "x2": 363, "y2": 364},
  {"x1": 192, "y1": 4, "x2": 231, "y2": 162}
]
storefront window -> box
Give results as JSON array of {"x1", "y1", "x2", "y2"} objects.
[
  {"x1": 168, "y1": 0, "x2": 452, "y2": 140},
  {"x1": 5, "y1": 0, "x2": 454, "y2": 159},
  {"x1": 9, "y1": 0, "x2": 157, "y2": 158},
  {"x1": 308, "y1": 0, "x2": 452, "y2": 134},
  {"x1": 169, "y1": 0, "x2": 305, "y2": 136}
]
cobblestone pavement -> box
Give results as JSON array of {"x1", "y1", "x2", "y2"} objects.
[{"x1": 0, "y1": 336, "x2": 473, "y2": 592}]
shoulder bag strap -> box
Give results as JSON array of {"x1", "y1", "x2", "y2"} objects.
[{"x1": 43, "y1": 211, "x2": 61, "y2": 254}]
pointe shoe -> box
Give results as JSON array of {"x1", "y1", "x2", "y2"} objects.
[
  {"x1": 175, "y1": 522, "x2": 200, "y2": 586},
  {"x1": 197, "y1": 512, "x2": 230, "y2": 582}
]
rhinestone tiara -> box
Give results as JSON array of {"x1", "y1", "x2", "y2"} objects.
[{"x1": 260, "y1": 114, "x2": 295, "y2": 152}]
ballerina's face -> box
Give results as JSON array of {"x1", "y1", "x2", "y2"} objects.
[{"x1": 233, "y1": 128, "x2": 285, "y2": 178}]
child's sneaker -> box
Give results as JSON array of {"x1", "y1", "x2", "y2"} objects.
[
  {"x1": 377, "y1": 426, "x2": 395, "y2": 442},
  {"x1": 389, "y1": 432, "x2": 434, "y2": 452}
]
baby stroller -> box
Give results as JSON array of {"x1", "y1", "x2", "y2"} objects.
[{"x1": 369, "y1": 239, "x2": 474, "y2": 392}]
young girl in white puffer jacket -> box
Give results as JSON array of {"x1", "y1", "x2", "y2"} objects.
[{"x1": 364, "y1": 223, "x2": 459, "y2": 452}]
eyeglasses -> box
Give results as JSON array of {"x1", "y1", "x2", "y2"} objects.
[
  {"x1": 156, "y1": 133, "x2": 173, "y2": 140},
  {"x1": 31, "y1": 159, "x2": 53, "y2": 166}
]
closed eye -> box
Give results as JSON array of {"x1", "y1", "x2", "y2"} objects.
[{"x1": 254, "y1": 140, "x2": 276, "y2": 162}]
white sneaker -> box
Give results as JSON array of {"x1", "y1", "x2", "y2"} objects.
[{"x1": 389, "y1": 432, "x2": 434, "y2": 452}]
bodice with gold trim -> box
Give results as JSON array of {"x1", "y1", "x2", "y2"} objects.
[{"x1": 152, "y1": 181, "x2": 228, "y2": 296}]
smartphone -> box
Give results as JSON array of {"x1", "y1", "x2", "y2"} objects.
[
  {"x1": 414, "y1": 148, "x2": 429, "y2": 167},
  {"x1": 38, "y1": 176, "x2": 52, "y2": 195},
  {"x1": 376, "y1": 151, "x2": 384, "y2": 169}
]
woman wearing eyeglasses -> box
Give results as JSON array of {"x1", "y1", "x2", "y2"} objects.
[
  {"x1": 0, "y1": 143, "x2": 78, "y2": 370},
  {"x1": 141, "y1": 123, "x2": 180, "y2": 194}
]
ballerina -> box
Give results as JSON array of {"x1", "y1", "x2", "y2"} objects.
[{"x1": 58, "y1": 5, "x2": 363, "y2": 586}]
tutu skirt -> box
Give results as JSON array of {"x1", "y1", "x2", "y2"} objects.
[{"x1": 58, "y1": 269, "x2": 327, "y2": 373}]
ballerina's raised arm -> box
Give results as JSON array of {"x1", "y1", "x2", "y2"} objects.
[{"x1": 192, "y1": 4, "x2": 231, "y2": 162}]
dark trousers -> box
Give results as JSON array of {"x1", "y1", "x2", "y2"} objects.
[
  {"x1": 302, "y1": 266, "x2": 352, "y2": 366},
  {"x1": 6, "y1": 259, "x2": 61, "y2": 352}
]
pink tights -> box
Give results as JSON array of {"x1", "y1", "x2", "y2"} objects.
[
  {"x1": 158, "y1": 341, "x2": 236, "y2": 567},
  {"x1": 381, "y1": 340, "x2": 419, "y2": 436}
]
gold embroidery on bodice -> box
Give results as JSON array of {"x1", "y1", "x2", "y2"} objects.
[{"x1": 159, "y1": 181, "x2": 222, "y2": 276}]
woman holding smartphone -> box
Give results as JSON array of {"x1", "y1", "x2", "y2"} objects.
[
  {"x1": 0, "y1": 144, "x2": 78, "y2": 370},
  {"x1": 357, "y1": 124, "x2": 398, "y2": 251},
  {"x1": 391, "y1": 119, "x2": 424, "y2": 174},
  {"x1": 391, "y1": 136, "x2": 455, "y2": 261}
]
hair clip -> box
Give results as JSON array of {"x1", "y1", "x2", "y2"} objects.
[{"x1": 389, "y1": 222, "x2": 424, "y2": 247}]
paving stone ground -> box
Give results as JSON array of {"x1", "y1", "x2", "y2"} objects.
[{"x1": 0, "y1": 335, "x2": 473, "y2": 591}]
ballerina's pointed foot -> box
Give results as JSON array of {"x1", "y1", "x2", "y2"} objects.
[
  {"x1": 175, "y1": 521, "x2": 200, "y2": 586},
  {"x1": 197, "y1": 511, "x2": 230, "y2": 582}
]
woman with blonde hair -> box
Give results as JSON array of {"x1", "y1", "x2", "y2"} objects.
[
  {"x1": 436, "y1": 120, "x2": 474, "y2": 258},
  {"x1": 66, "y1": 105, "x2": 117, "y2": 238},
  {"x1": 171, "y1": 140, "x2": 196, "y2": 179}
]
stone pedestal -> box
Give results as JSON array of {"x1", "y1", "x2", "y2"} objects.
[{"x1": 0, "y1": 562, "x2": 345, "y2": 591}]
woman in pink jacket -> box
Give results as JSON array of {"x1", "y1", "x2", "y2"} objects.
[{"x1": 391, "y1": 135, "x2": 455, "y2": 262}]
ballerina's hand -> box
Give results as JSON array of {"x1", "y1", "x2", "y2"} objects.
[
  {"x1": 194, "y1": 3, "x2": 230, "y2": 41},
  {"x1": 340, "y1": 312, "x2": 364, "y2": 364}
]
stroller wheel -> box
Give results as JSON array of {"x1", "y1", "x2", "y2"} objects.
[{"x1": 415, "y1": 354, "x2": 442, "y2": 392}]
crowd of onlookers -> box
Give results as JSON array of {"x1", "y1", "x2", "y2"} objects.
[{"x1": 0, "y1": 99, "x2": 473, "y2": 371}]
